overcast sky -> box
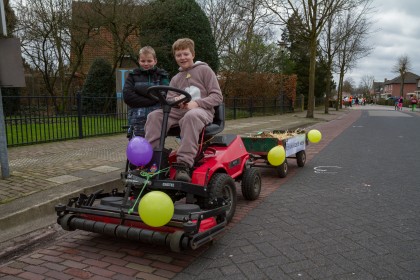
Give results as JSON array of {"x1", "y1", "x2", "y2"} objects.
[{"x1": 345, "y1": 0, "x2": 420, "y2": 86}]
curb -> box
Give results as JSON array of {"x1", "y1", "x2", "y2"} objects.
[{"x1": 0, "y1": 169, "x2": 123, "y2": 244}]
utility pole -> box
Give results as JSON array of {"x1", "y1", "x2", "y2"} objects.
[
  {"x1": 0, "y1": 0, "x2": 10, "y2": 178},
  {"x1": 0, "y1": 0, "x2": 25, "y2": 179}
]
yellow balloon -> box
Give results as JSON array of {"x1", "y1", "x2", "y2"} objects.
[
  {"x1": 267, "y1": 145, "x2": 286, "y2": 166},
  {"x1": 308, "y1": 129, "x2": 322, "y2": 143},
  {"x1": 139, "y1": 191, "x2": 174, "y2": 227}
]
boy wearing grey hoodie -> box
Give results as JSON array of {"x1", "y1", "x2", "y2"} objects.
[{"x1": 144, "y1": 38, "x2": 223, "y2": 182}]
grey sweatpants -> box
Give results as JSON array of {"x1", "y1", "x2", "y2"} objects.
[{"x1": 145, "y1": 107, "x2": 214, "y2": 167}]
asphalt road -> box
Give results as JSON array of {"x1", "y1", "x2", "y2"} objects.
[
  {"x1": 174, "y1": 108, "x2": 420, "y2": 279},
  {"x1": 1, "y1": 107, "x2": 419, "y2": 279}
]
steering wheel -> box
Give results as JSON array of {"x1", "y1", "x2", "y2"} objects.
[{"x1": 147, "y1": 85, "x2": 192, "y2": 108}]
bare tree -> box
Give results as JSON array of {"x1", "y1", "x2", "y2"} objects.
[
  {"x1": 392, "y1": 55, "x2": 411, "y2": 98},
  {"x1": 12, "y1": 0, "x2": 144, "y2": 103},
  {"x1": 319, "y1": 16, "x2": 339, "y2": 114},
  {"x1": 319, "y1": 1, "x2": 373, "y2": 113},
  {"x1": 360, "y1": 74, "x2": 374, "y2": 98},
  {"x1": 88, "y1": 0, "x2": 144, "y2": 74},
  {"x1": 13, "y1": 0, "x2": 73, "y2": 99},
  {"x1": 342, "y1": 78, "x2": 355, "y2": 95},
  {"x1": 264, "y1": 0, "x2": 368, "y2": 118},
  {"x1": 197, "y1": 0, "x2": 243, "y2": 58},
  {"x1": 334, "y1": 3, "x2": 373, "y2": 110},
  {"x1": 198, "y1": 0, "x2": 275, "y2": 73}
]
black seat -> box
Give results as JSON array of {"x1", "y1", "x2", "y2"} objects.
[{"x1": 167, "y1": 104, "x2": 225, "y2": 137}]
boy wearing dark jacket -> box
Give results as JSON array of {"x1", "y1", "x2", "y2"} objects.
[{"x1": 123, "y1": 46, "x2": 169, "y2": 136}]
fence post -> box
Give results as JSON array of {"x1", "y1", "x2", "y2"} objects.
[
  {"x1": 76, "y1": 91, "x2": 83, "y2": 139},
  {"x1": 233, "y1": 97, "x2": 237, "y2": 120},
  {"x1": 249, "y1": 98, "x2": 253, "y2": 118},
  {"x1": 301, "y1": 94, "x2": 305, "y2": 112},
  {"x1": 262, "y1": 98, "x2": 265, "y2": 115}
]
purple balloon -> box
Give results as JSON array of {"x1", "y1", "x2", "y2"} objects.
[{"x1": 126, "y1": 136, "x2": 153, "y2": 166}]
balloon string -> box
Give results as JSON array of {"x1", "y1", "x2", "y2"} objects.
[{"x1": 127, "y1": 167, "x2": 170, "y2": 214}]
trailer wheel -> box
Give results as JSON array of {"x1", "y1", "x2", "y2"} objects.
[
  {"x1": 276, "y1": 160, "x2": 288, "y2": 178},
  {"x1": 296, "y1": 151, "x2": 306, "y2": 167},
  {"x1": 207, "y1": 173, "x2": 237, "y2": 223},
  {"x1": 241, "y1": 168, "x2": 261, "y2": 201}
]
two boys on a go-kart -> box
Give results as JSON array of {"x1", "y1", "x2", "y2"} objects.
[{"x1": 55, "y1": 38, "x2": 261, "y2": 252}]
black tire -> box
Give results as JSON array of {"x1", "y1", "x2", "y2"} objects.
[
  {"x1": 59, "y1": 214, "x2": 75, "y2": 231},
  {"x1": 296, "y1": 150, "x2": 306, "y2": 167},
  {"x1": 241, "y1": 167, "x2": 261, "y2": 201},
  {"x1": 169, "y1": 231, "x2": 184, "y2": 252},
  {"x1": 276, "y1": 159, "x2": 288, "y2": 178},
  {"x1": 206, "y1": 173, "x2": 237, "y2": 223}
]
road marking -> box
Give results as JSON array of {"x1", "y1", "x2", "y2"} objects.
[{"x1": 314, "y1": 166, "x2": 342, "y2": 174}]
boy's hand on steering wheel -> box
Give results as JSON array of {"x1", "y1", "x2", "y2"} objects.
[{"x1": 180, "y1": 101, "x2": 198, "y2": 110}]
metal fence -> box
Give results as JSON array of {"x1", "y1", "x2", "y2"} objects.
[{"x1": 2, "y1": 93, "x2": 309, "y2": 147}]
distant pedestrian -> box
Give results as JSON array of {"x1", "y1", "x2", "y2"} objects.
[
  {"x1": 394, "y1": 98, "x2": 399, "y2": 110},
  {"x1": 398, "y1": 96, "x2": 403, "y2": 111},
  {"x1": 410, "y1": 95, "x2": 417, "y2": 112},
  {"x1": 343, "y1": 96, "x2": 349, "y2": 108}
]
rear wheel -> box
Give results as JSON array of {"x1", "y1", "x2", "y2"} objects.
[
  {"x1": 296, "y1": 151, "x2": 306, "y2": 167},
  {"x1": 241, "y1": 168, "x2": 261, "y2": 201},
  {"x1": 276, "y1": 159, "x2": 288, "y2": 178},
  {"x1": 206, "y1": 173, "x2": 237, "y2": 223}
]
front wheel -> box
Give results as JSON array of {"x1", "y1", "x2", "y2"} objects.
[
  {"x1": 276, "y1": 159, "x2": 288, "y2": 178},
  {"x1": 207, "y1": 173, "x2": 237, "y2": 223}
]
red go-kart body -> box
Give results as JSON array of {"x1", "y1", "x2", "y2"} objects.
[
  {"x1": 168, "y1": 135, "x2": 250, "y2": 185},
  {"x1": 55, "y1": 86, "x2": 261, "y2": 252}
]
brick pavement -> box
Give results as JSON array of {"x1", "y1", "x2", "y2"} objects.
[
  {"x1": 0, "y1": 107, "x2": 353, "y2": 279},
  {"x1": 1, "y1": 105, "x2": 419, "y2": 279}
]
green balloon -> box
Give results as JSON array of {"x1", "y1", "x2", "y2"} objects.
[
  {"x1": 267, "y1": 145, "x2": 286, "y2": 166},
  {"x1": 139, "y1": 191, "x2": 174, "y2": 227}
]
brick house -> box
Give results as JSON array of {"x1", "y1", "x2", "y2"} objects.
[{"x1": 383, "y1": 71, "x2": 420, "y2": 98}]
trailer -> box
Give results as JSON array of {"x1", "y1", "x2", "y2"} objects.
[{"x1": 241, "y1": 130, "x2": 308, "y2": 178}]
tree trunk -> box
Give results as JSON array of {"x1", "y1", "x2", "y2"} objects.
[
  {"x1": 324, "y1": 70, "x2": 331, "y2": 114},
  {"x1": 306, "y1": 34, "x2": 317, "y2": 118}
]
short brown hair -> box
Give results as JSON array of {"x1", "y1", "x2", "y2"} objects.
[
  {"x1": 172, "y1": 38, "x2": 195, "y2": 56},
  {"x1": 139, "y1": 46, "x2": 156, "y2": 59}
]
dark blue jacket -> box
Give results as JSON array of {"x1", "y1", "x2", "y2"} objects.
[{"x1": 123, "y1": 67, "x2": 169, "y2": 108}]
